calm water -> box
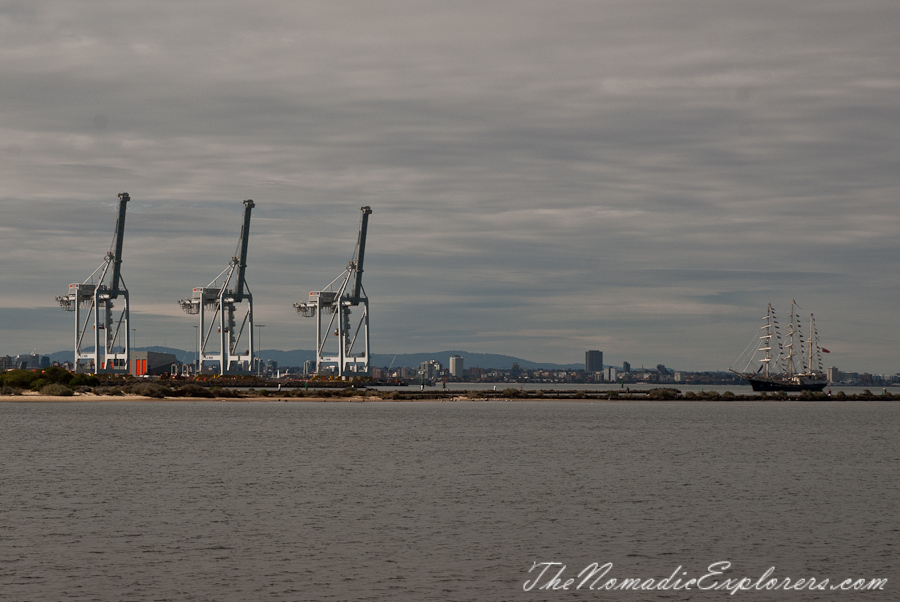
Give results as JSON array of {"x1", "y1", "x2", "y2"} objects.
[{"x1": 1, "y1": 401, "x2": 896, "y2": 601}]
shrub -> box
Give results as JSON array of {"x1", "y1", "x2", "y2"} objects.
[
  {"x1": 2, "y1": 369, "x2": 40, "y2": 389},
  {"x1": 647, "y1": 388, "x2": 679, "y2": 400},
  {"x1": 0, "y1": 385, "x2": 20, "y2": 396},
  {"x1": 172, "y1": 383, "x2": 214, "y2": 398},
  {"x1": 125, "y1": 382, "x2": 170, "y2": 398},
  {"x1": 30, "y1": 378, "x2": 48, "y2": 391},
  {"x1": 40, "y1": 383, "x2": 74, "y2": 396},
  {"x1": 41, "y1": 366, "x2": 73, "y2": 385},
  {"x1": 721, "y1": 391, "x2": 736, "y2": 400},
  {"x1": 70, "y1": 374, "x2": 101, "y2": 387},
  {"x1": 94, "y1": 386, "x2": 123, "y2": 396},
  {"x1": 207, "y1": 387, "x2": 243, "y2": 398},
  {"x1": 500, "y1": 388, "x2": 519, "y2": 398}
]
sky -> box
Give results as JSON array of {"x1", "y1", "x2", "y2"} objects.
[{"x1": 1, "y1": 1, "x2": 898, "y2": 373}]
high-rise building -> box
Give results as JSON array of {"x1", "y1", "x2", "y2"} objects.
[
  {"x1": 449, "y1": 355, "x2": 464, "y2": 378},
  {"x1": 622, "y1": 361, "x2": 631, "y2": 373},
  {"x1": 827, "y1": 366, "x2": 839, "y2": 383},
  {"x1": 418, "y1": 360, "x2": 443, "y2": 380},
  {"x1": 585, "y1": 350, "x2": 603, "y2": 373}
]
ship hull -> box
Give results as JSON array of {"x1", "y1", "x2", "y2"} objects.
[{"x1": 745, "y1": 376, "x2": 827, "y2": 392}]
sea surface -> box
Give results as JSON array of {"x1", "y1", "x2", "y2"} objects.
[{"x1": 1, "y1": 401, "x2": 896, "y2": 601}]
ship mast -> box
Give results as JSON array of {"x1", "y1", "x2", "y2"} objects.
[
  {"x1": 759, "y1": 303, "x2": 775, "y2": 378},
  {"x1": 785, "y1": 300, "x2": 799, "y2": 378},
  {"x1": 808, "y1": 313, "x2": 823, "y2": 376}
]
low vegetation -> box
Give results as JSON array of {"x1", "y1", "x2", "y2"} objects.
[{"x1": 2, "y1": 368, "x2": 898, "y2": 402}]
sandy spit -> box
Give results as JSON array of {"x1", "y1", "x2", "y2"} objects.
[{"x1": 1, "y1": 392, "x2": 420, "y2": 403}]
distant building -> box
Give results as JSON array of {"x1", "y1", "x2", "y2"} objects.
[
  {"x1": 304, "y1": 360, "x2": 316, "y2": 375},
  {"x1": 15, "y1": 354, "x2": 41, "y2": 370},
  {"x1": 585, "y1": 350, "x2": 603, "y2": 373},
  {"x1": 418, "y1": 360, "x2": 443, "y2": 380},
  {"x1": 0, "y1": 355, "x2": 13, "y2": 371},
  {"x1": 622, "y1": 361, "x2": 631, "y2": 373},
  {"x1": 604, "y1": 367, "x2": 617, "y2": 382},
  {"x1": 449, "y1": 355, "x2": 464, "y2": 378},
  {"x1": 842, "y1": 372, "x2": 860, "y2": 384},
  {"x1": 656, "y1": 364, "x2": 668, "y2": 375},
  {"x1": 131, "y1": 352, "x2": 177, "y2": 376},
  {"x1": 827, "y1": 366, "x2": 839, "y2": 383}
]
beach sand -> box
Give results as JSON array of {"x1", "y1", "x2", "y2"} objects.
[
  {"x1": 1, "y1": 392, "x2": 389, "y2": 403},
  {"x1": 0, "y1": 391, "x2": 482, "y2": 403}
]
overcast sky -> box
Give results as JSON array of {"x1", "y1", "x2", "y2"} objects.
[{"x1": 1, "y1": 1, "x2": 898, "y2": 372}]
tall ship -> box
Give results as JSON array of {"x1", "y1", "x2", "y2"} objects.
[{"x1": 731, "y1": 301, "x2": 829, "y2": 392}]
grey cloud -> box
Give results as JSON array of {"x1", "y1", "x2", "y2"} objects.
[{"x1": 0, "y1": 1, "x2": 898, "y2": 372}]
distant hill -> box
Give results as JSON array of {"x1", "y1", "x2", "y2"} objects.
[
  {"x1": 369, "y1": 351, "x2": 583, "y2": 371},
  {"x1": 45, "y1": 348, "x2": 585, "y2": 370},
  {"x1": 46, "y1": 346, "x2": 192, "y2": 365}
]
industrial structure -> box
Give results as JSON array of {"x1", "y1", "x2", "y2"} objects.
[
  {"x1": 295, "y1": 206, "x2": 372, "y2": 377},
  {"x1": 131, "y1": 351, "x2": 178, "y2": 376},
  {"x1": 179, "y1": 200, "x2": 256, "y2": 375},
  {"x1": 56, "y1": 193, "x2": 131, "y2": 373}
]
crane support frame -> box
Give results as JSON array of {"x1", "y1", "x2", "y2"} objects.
[
  {"x1": 294, "y1": 206, "x2": 372, "y2": 378},
  {"x1": 56, "y1": 193, "x2": 131, "y2": 374},
  {"x1": 178, "y1": 201, "x2": 255, "y2": 375}
]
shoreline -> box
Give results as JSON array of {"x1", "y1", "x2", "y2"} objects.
[{"x1": 3, "y1": 392, "x2": 897, "y2": 403}]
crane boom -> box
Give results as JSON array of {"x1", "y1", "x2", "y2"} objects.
[
  {"x1": 349, "y1": 206, "x2": 372, "y2": 306},
  {"x1": 232, "y1": 199, "x2": 255, "y2": 302},
  {"x1": 108, "y1": 192, "x2": 129, "y2": 298}
]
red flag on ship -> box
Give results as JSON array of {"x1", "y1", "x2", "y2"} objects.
[{"x1": 822, "y1": 348, "x2": 830, "y2": 353}]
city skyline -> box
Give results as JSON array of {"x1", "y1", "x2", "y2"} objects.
[{"x1": 1, "y1": 2, "x2": 898, "y2": 373}]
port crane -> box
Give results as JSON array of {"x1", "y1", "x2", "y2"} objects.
[
  {"x1": 179, "y1": 200, "x2": 256, "y2": 375},
  {"x1": 295, "y1": 206, "x2": 372, "y2": 377},
  {"x1": 56, "y1": 193, "x2": 131, "y2": 374}
]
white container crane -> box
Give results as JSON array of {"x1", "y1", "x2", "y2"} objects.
[
  {"x1": 56, "y1": 193, "x2": 131, "y2": 374},
  {"x1": 179, "y1": 200, "x2": 256, "y2": 375},
  {"x1": 295, "y1": 206, "x2": 372, "y2": 378}
]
